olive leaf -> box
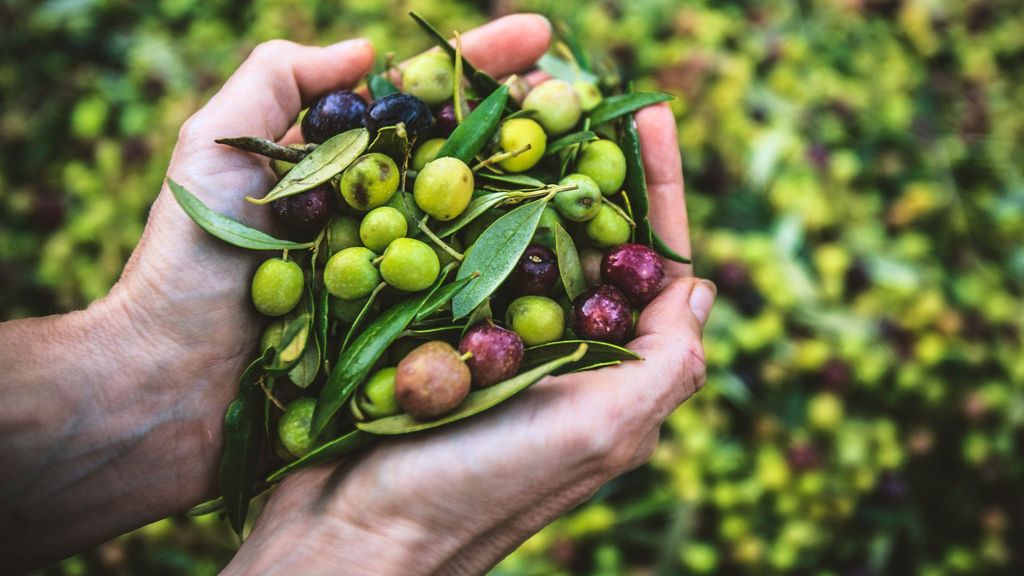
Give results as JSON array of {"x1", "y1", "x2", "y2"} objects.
[
  {"x1": 288, "y1": 335, "x2": 320, "y2": 388},
  {"x1": 413, "y1": 267, "x2": 476, "y2": 322},
  {"x1": 187, "y1": 482, "x2": 273, "y2": 517},
  {"x1": 341, "y1": 282, "x2": 386, "y2": 352},
  {"x1": 367, "y1": 123, "x2": 410, "y2": 165},
  {"x1": 544, "y1": 130, "x2": 598, "y2": 157},
  {"x1": 264, "y1": 300, "x2": 312, "y2": 372},
  {"x1": 620, "y1": 109, "x2": 653, "y2": 245},
  {"x1": 477, "y1": 171, "x2": 546, "y2": 189},
  {"x1": 588, "y1": 92, "x2": 675, "y2": 127},
  {"x1": 310, "y1": 272, "x2": 469, "y2": 436},
  {"x1": 520, "y1": 339, "x2": 642, "y2": 375},
  {"x1": 219, "y1": 348, "x2": 272, "y2": 535},
  {"x1": 451, "y1": 198, "x2": 550, "y2": 319},
  {"x1": 215, "y1": 137, "x2": 314, "y2": 163},
  {"x1": 317, "y1": 286, "x2": 330, "y2": 370},
  {"x1": 408, "y1": 11, "x2": 502, "y2": 97},
  {"x1": 265, "y1": 429, "x2": 375, "y2": 483},
  {"x1": 368, "y1": 74, "x2": 399, "y2": 99},
  {"x1": 435, "y1": 85, "x2": 509, "y2": 164},
  {"x1": 357, "y1": 343, "x2": 588, "y2": 435},
  {"x1": 553, "y1": 223, "x2": 587, "y2": 301},
  {"x1": 167, "y1": 179, "x2": 314, "y2": 250},
  {"x1": 652, "y1": 230, "x2": 692, "y2": 264},
  {"x1": 247, "y1": 128, "x2": 369, "y2": 205},
  {"x1": 537, "y1": 53, "x2": 599, "y2": 84},
  {"x1": 462, "y1": 299, "x2": 492, "y2": 336},
  {"x1": 555, "y1": 21, "x2": 590, "y2": 72},
  {"x1": 435, "y1": 192, "x2": 511, "y2": 238}
]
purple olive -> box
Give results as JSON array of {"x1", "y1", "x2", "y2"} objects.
[
  {"x1": 395, "y1": 341, "x2": 470, "y2": 420},
  {"x1": 571, "y1": 285, "x2": 633, "y2": 344},
  {"x1": 435, "y1": 99, "x2": 479, "y2": 136},
  {"x1": 601, "y1": 243, "x2": 665, "y2": 306},
  {"x1": 509, "y1": 245, "x2": 558, "y2": 296},
  {"x1": 459, "y1": 323, "x2": 524, "y2": 387},
  {"x1": 271, "y1": 182, "x2": 337, "y2": 240},
  {"x1": 365, "y1": 93, "x2": 434, "y2": 141},
  {"x1": 301, "y1": 90, "x2": 368, "y2": 144}
]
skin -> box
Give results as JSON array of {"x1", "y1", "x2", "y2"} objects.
[{"x1": 0, "y1": 15, "x2": 716, "y2": 574}]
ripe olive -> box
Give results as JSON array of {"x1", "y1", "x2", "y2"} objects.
[
  {"x1": 270, "y1": 182, "x2": 336, "y2": 240},
  {"x1": 356, "y1": 367, "x2": 402, "y2": 420},
  {"x1": 380, "y1": 237, "x2": 440, "y2": 292},
  {"x1": 554, "y1": 173, "x2": 603, "y2": 222},
  {"x1": 413, "y1": 156, "x2": 474, "y2": 221},
  {"x1": 571, "y1": 285, "x2": 633, "y2": 344},
  {"x1": 251, "y1": 258, "x2": 304, "y2": 317},
  {"x1": 401, "y1": 52, "x2": 454, "y2": 105},
  {"x1": 412, "y1": 138, "x2": 445, "y2": 171},
  {"x1": 509, "y1": 245, "x2": 559, "y2": 296},
  {"x1": 497, "y1": 118, "x2": 546, "y2": 173},
  {"x1": 395, "y1": 341, "x2": 471, "y2": 420},
  {"x1": 522, "y1": 79, "x2": 582, "y2": 136},
  {"x1": 459, "y1": 323, "x2": 524, "y2": 387},
  {"x1": 278, "y1": 397, "x2": 318, "y2": 458},
  {"x1": 435, "y1": 99, "x2": 479, "y2": 136},
  {"x1": 579, "y1": 248, "x2": 603, "y2": 287},
  {"x1": 576, "y1": 139, "x2": 626, "y2": 196},
  {"x1": 359, "y1": 206, "x2": 408, "y2": 253},
  {"x1": 601, "y1": 243, "x2": 666, "y2": 306},
  {"x1": 301, "y1": 90, "x2": 368, "y2": 144},
  {"x1": 324, "y1": 247, "x2": 380, "y2": 301},
  {"x1": 506, "y1": 295, "x2": 565, "y2": 346},
  {"x1": 585, "y1": 204, "x2": 631, "y2": 249},
  {"x1": 340, "y1": 152, "x2": 400, "y2": 211},
  {"x1": 364, "y1": 93, "x2": 434, "y2": 141}
]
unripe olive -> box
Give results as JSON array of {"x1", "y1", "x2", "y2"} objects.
[
  {"x1": 251, "y1": 258, "x2": 304, "y2": 317},
  {"x1": 356, "y1": 367, "x2": 402, "y2": 419},
  {"x1": 278, "y1": 397, "x2": 318, "y2": 458},
  {"x1": 573, "y1": 80, "x2": 603, "y2": 112},
  {"x1": 359, "y1": 206, "x2": 407, "y2": 253},
  {"x1": 554, "y1": 173, "x2": 603, "y2": 222},
  {"x1": 412, "y1": 138, "x2": 445, "y2": 171},
  {"x1": 532, "y1": 206, "x2": 563, "y2": 249},
  {"x1": 522, "y1": 79, "x2": 582, "y2": 136},
  {"x1": 395, "y1": 341, "x2": 471, "y2": 420},
  {"x1": 380, "y1": 237, "x2": 440, "y2": 292},
  {"x1": 260, "y1": 319, "x2": 286, "y2": 352},
  {"x1": 401, "y1": 52, "x2": 454, "y2": 106},
  {"x1": 326, "y1": 215, "x2": 362, "y2": 256},
  {"x1": 340, "y1": 152, "x2": 400, "y2": 211},
  {"x1": 270, "y1": 144, "x2": 307, "y2": 177},
  {"x1": 497, "y1": 118, "x2": 546, "y2": 173},
  {"x1": 330, "y1": 295, "x2": 370, "y2": 323},
  {"x1": 384, "y1": 191, "x2": 425, "y2": 231},
  {"x1": 413, "y1": 156, "x2": 474, "y2": 221},
  {"x1": 324, "y1": 247, "x2": 380, "y2": 300},
  {"x1": 585, "y1": 204, "x2": 631, "y2": 249},
  {"x1": 506, "y1": 295, "x2": 565, "y2": 346},
  {"x1": 576, "y1": 140, "x2": 626, "y2": 196}
]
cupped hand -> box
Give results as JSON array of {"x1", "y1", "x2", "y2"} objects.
[{"x1": 220, "y1": 16, "x2": 717, "y2": 576}]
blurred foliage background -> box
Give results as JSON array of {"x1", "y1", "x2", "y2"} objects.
[{"x1": 3, "y1": 0, "x2": 1023, "y2": 574}]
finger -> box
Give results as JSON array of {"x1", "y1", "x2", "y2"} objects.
[
  {"x1": 636, "y1": 104, "x2": 692, "y2": 278},
  {"x1": 183, "y1": 38, "x2": 375, "y2": 145},
  {"x1": 408, "y1": 14, "x2": 552, "y2": 80}
]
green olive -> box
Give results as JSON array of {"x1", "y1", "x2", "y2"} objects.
[
  {"x1": 251, "y1": 258, "x2": 304, "y2": 317},
  {"x1": 532, "y1": 206, "x2": 564, "y2": 249},
  {"x1": 554, "y1": 173, "x2": 603, "y2": 222},
  {"x1": 585, "y1": 204, "x2": 631, "y2": 249},
  {"x1": 506, "y1": 295, "x2": 565, "y2": 346},
  {"x1": 324, "y1": 246, "x2": 380, "y2": 300},
  {"x1": 412, "y1": 138, "x2": 445, "y2": 171},
  {"x1": 497, "y1": 118, "x2": 546, "y2": 173},
  {"x1": 260, "y1": 319, "x2": 285, "y2": 352},
  {"x1": 278, "y1": 397, "x2": 317, "y2": 458},
  {"x1": 359, "y1": 206, "x2": 408, "y2": 253},
  {"x1": 380, "y1": 237, "x2": 440, "y2": 292},
  {"x1": 573, "y1": 81, "x2": 603, "y2": 112},
  {"x1": 576, "y1": 139, "x2": 626, "y2": 196},
  {"x1": 326, "y1": 215, "x2": 362, "y2": 256},
  {"x1": 340, "y1": 152, "x2": 400, "y2": 211},
  {"x1": 401, "y1": 52, "x2": 454, "y2": 105},
  {"x1": 330, "y1": 295, "x2": 371, "y2": 323},
  {"x1": 522, "y1": 79, "x2": 582, "y2": 136},
  {"x1": 356, "y1": 367, "x2": 402, "y2": 419},
  {"x1": 413, "y1": 156, "x2": 474, "y2": 221}
]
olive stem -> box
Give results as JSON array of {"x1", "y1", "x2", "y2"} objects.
[
  {"x1": 282, "y1": 249, "x2": 290, "y2": 262},
  {"x1": 606, "y1": 200, "x2": 637, "y2": 229},
  {"x1": 506, "y1": 183, "x2": 578, "y2": 200},
  {"x1": 372, "y1": 255, "x2": 385, "y2": 266},
  {"x1": 259, "y1": 377, "x2": 287, "y2": 411},
  {"x1": 459, "y1": 351, "x2": 474, "y2": 362},
  {"x1": 472, "y1": 144, "x2": 532, "y2": 172},
  {"x1": 453, "y1": 31, "x2": 466, "y2": 125},
  {"x1": 417, "y1": 216, "x2": 465, "y2": 262}
]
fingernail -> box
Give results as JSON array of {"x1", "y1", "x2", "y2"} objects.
[
  {"x1": 689, "y1": 280, "x2": 716, "y2": 326},
  {"x1": 327, "y1": 38, "x2": 370, "y2": 51}
]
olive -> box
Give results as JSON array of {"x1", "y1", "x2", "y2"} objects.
[
  {"x1": 301, "y1": 90, "x2": 368, "y2": 144},
  {"x1": 573, "y1": 81, "x2": 603, "y2": 112},
  {"x1": 278, "y1": 398, "x2": 318, "y2": 457},
  {"x1": 532, "y1": 206, "x2": 563, "y2": 250},
  {"x1": 435, "y1": 99, "x2": 479, "y2": 136},
  {"x1": 356, "y1": 367, "x2": 402, "y2": 419},
  {"x1": 571, "y1": 285, "x2": 632, "y2": 344},
  {"x1": 325, "y1": 215, "x2": 362, "y2": 256},
  {"x1": 509, "y1": 245, "x2": 559, "y2": 296},
  {"x1": 459, "y1": 323, "x2": 524, "y2": 387},
  {"x1": 553, "y1": 173, "x2": 602, "y2": 222},
  {"x1": 576, "y1": 139, "x2": 626, "y2": 196},
  {"x1": 365, "y1": 93, "x2": 434, "y2": 141},
  {"x1": 497, "y1": 118, "x2": 547, "y2": 173},
  {"x1": 411, "y1": 138, "x2": 445, "y2": 171},
  {"x1": 506, "y1": 295, "x2": 565, "y2": 346},
  {"x1": 380, "y1": 237, "x2": 440, "y2": 292},
  {"x1": 579, "y1": 248, "x2": 603, "y2": 287},
  {"x1": 270, "y1": 182, "x2": 336, "y2": 240},
  {"x1": 339, "y1": 153, "x2": 400, "y2": 211},
  {"x1": 601, "y1": 243, "x2": 666, "y2": 306},
  {"x1": 522, "y1": 79, "x2": 582, "y2": 136},
  {"x1": 324, "y1": 247, "x2": 380, "y2": 301},
  {"x1": 395, "y1": 341, "x2": 471, "y2": 420},
  {"x1": 401, "y1": 52, "x2": 454, "y2": 105},
  {"x1": 359, "y1": 206, "x2": 408, "y2": 253},
  {"x1": 413, "y1": 156, "x2": 474, "y2": 221},
  {"x1": 585, "y1": 204, "x2": 631, "y2": 249},
  {"x1": 251, "y1": 258, "x2": 304, "y2": 317}
]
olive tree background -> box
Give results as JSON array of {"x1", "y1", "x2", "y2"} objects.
[{"x1": 2, "y1": 0, "x2": 1023, "y2": 574}]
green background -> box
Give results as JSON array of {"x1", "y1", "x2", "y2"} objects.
[{"x1": 3, "y1": 0, "x2": 1022, "y2": 574}]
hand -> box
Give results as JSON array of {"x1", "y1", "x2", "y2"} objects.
[{"x1": 223, "y1": 17, "x2": 717, "y2": 576}]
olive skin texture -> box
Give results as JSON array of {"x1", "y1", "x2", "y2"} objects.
[
  {"x1": 356, "y1": 367, "x2": 402, "y2": 419},
  {"x1": 576, "y1": 140, "x2": 627, "y2": 196},
  {"x1": 413, "y1": 157, "x2": 474, "y2": 221},
  {"x1": 506, "y1": 295, "x2": 565, "y2": 346},
  {"x1": 359, "y1": 206, "x2": 408, "y2": 253},
  {"x1": 601, "y1": 243, "x2": 666, "y2": 306},
  {"x1": 574, "y1": 81, "x2": 603, "y2": 112},
  {"x1": 411, "y1": 138, "x2": 445, "y2": 171},
  {"x1": 509, "y1": 245, "x2": 559, "y2": 296},
  {"x1": 380, "y1": 237, "x2": 440, "y2": 292},
  {"x1": 401, "y1": 52, "x2": 454, "y2": 105},
  {"x1": 554, "y1": 173, "x2": 603, "y2": 222},
  {"x1": 459, "y1": 324, "x2": 524, "y2": 388},
  {"x1": 251, "y1": 258, "x2": 304, "y2": 317},
  {"x1": 571, "y1": 285, "x2": 633, "y2": 344},
  {"x1": 340, "y1": 153, "x2": 400, "y2": 211},
  {"x1": 271, "y1": 182, "x2": 336, "y2": 240},
  {"x1": 364, "y1": 93, "x2": 434, "y2": 141},
  {"x1": 278, "y1": 398, "x2": 318, "y2": 457},
  {"x1": 435, "y1": 99, "x2": 479, "y2": 136},
  {"x1": 324, "y1": 247, "x2": 380, "y2": 301},
  {"x1": 585, "y1": 204, "x2": 631, "y2": 249},
  {"x1": 260, "y1": 319, "x2": 285, "y2": 352},
  {"x1": 497, "y1": 118, "x2": 547, "y2": 173},
  {"x1": 326, "y1": 215, "x2": 361, "y2": 256},
  {"x1": 301, "y1": 90, "x2": 368, "y2": 144},
  {"x1": 522, "y1": 79, "x2": 582, "y2": 136},
  {"x1": 532, "y1": 206, "x2": 563, "y2": 249},
  {"x1": 395, "y1": 341, "x2": 471, "y2": 420}
]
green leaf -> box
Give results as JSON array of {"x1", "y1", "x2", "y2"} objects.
[
  {"x1": 310, "y1": 272, "x2": 458, "y2": 436},
  {"x1": 341, "y1": 282, "x2": 386, "y2": 352},
  {"x1": 215, "y1": 137, "x2": 313, "y2": 162},
  {"x1": 588, "y1": 92, "x2": 675, "y2": 127},
  {"x1": 167, "y1": 179, "x2": 313, "y2": 251},
  {"x1": 520, "y1": 339, "x2": 642, "y2": 375},
  {"x1": 265, "y1": 429, "x2": 375, "y2": 483},
  {"x1": 368, "y1": 74, "x2": 399, "y2": 99},
  {"x1": 358, "y1": 343, "x2": 589, "y2": 435},
  {"x1": 545, "y1": 130, "x2": 597, "y2": 157},
  {"x1": 553, "y1": 223, "x2": 587, "y2": 301},
  {"x1": 413, "y1": 271, "x2": 477, "y2": 323},
  {"x1": 555, "y1": 22, "x2": 590, "y2": 72},
  {"x1": 451, "y1": 198, "x2": 550, "y2": 319},
  {"x1": 264, "y1": 301, "x2": 312, "y2": 372},
  {"x1": 435, "y1": 192, "x2": 511, "y2": 238},
  {"x1": 248, "y1": 128, "x2": 369, "y2": 205},
  {"x1": 219, "y1": 350, "x2": 270, "y2": 535},
  {"x1": 288, "y1": 335, "x2": 320, "y2": 388},
  {"x1": 435, "y1": 85, "x2": 509, "y2": 164},
  {"x1": 652, "y1": 230, "x2": 692, "y2": 264},
  {"x1": 462, "y1": 299, "x2": 492, "y2": 335},
  {"x1": 537, "y1": 53, "x2": 598, "y2": 84},
  {"x1": 367, "y1": 123, "x2": 410, "y2": 165},
  {"x1": 409, "y1": 11, "x2": 502, "y2": 96},
  {"x1": 620, "y1": 109, "x2": 653, "y2": 245},
  {"x1": 477, "y1": 171, "x2": 547, "y2": 189}
]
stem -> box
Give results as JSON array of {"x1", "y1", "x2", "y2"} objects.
[
  {"x1": 372, "y1": 255, "x2": 385, "y2": 266},
  {"x1": 473, "y1": 144, "x2": 531, "y2": 172},
  {"x1": 506, "y1": 183, "x2": 579, "y2": 200},
  {"x1": 282, "y1": 249, "x2": 290, "y2": 262},
  {"x1": 260, "y1": 377, "x2": 286, "y2": 411},
  {"x1": 606, "y1": 200, "x2": 637, "y2": 229},
  {"x1": 459, "y1": 351, "x2": 474, "y2": 362},
  {"x1": 453, "y1": 31, "x2": 466, "y2": 125},
  {"x1": 417, "y1": 216, "x2": 464, "y2": 262}
]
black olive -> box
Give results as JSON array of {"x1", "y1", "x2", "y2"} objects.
[
  {"x1": 301, "y1": 90, "x2": 368, "y2": 144},
  {"x1": 364, "y1": 93, "x2": 434, "y2": 141}
]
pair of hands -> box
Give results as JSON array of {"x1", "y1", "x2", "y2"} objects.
[{"x1": 2, "y1": 14, "x2": 714, "y2": 574}]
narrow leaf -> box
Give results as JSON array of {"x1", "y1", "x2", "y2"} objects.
[
  {"x1": 553, "y1": 223, "x2": 587, "y2": 301},
  {"x1": 367, "y1": 123, "x2": 410, "y2": 165},
  {"x1": 215, "y1": 137, "x2": 314, "y2": 162},
  {"x1": 413, "y1": 271, "x2": 477, "y2": 322},
  {"x1": 477, "y1": 171, "x2": 546, "y2": 189},
  {"x1": 621, "y1": 110, "x2": 653, "y2": 244},
  {"x1": 537, "y1": 53, "x2": 598, "y2": 84},
  {"x1": 265, "y1": 430, "x2": 375, "y2": 483},
  {"x1": 520, "y1": 339, "x2": 642, "y2": 375},
  {"x1": 588, "y1": 92, "x2": 675, "y2": 127},
  {"x1": 288, "y1": 335, "x2": 320, "y2": 388},
  {"x1": 451, "y1": 198, "x2": 550, "y2": 319},
  {"x1": 358, "y1": 343, "x2": 588, "y2": 435},
  {"x1": 545, "y1": 130, "x2": 597, "y2": 157},
  {"x1": 368, "y1": 74, "x2": 399, "y2": 99},
  {"x1": 248, "y1": 128, "x2": 369, "y2": 204},
  {"x1": 435, "y1": 85, "x2": 509, "y2": 164},
  {"x1": 219, "y1": 351, "x2": 270, "y2": 535},
  {"x1": 409, "y1": 11, "x2": 502, "y2": 96},
  {"x1": 555, "y1": 21, "x2": 590, "y2": 72},
  {"x1": 341, "y1": 282, "x2": 386, "y2": 352},
  {"x1": 652, "y1": 230, "x2": 692, "y2": 264},
  {"x1": 462, "y1": 300, "x2": 493, "y2": 336},
  {"x1": 435, "y1": 192, "x2": 511, "y2": 238},
  {"x1": 167, "y1": 179, "x2": 313, "y2": 250}
]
